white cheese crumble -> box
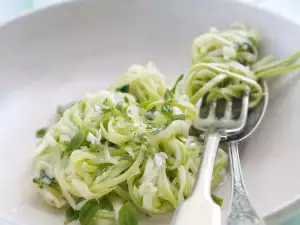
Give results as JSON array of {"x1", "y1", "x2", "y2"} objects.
[
  {"x1": 222, "y1": 46, "x2": 237, "y2": 59},
  {"x1": 154, "y1": 152, "x2": 168, "y2": 167},
  {"x1": 94, "y1": 104, "x2": 101, "y2": 113},
  {"x1": 86, "y1": 132, "x2": 101, "y2": 144}
]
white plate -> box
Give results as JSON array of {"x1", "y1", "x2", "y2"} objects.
[
  {"x1": 265, "y1": 196, "x2": 300, "y2": 225},
  {"x1": 0, "y1": 0, "x2": 299, "y2": 224}
]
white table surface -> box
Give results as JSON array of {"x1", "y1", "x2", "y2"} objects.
[{"x1": 0, "y1": 0, "x2": 300, "y2": 24}]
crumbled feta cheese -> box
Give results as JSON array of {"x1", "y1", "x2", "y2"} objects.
[
  {"x1": 154, "y1": 152, "x2": 168, "y2": 167},
  {"x1": 94, "y1": 104, "x2": 101, "y2": 113},
  {"x1": 86, "y1": 132, "x2": 101, "y2": 144},
  {"x1": 173, "y1": 106, "x2": 182, "y2": 115},
  {"x1": 86, "y1": 133, "x2": 95, "y2": 143}
]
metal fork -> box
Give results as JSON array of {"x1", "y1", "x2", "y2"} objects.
[
  {"x1": 171, "y1": 92, "x2": 249, "y2": 225},
  {"x1": 226, "y1": 81, "x2": 268, "y2": 225}
]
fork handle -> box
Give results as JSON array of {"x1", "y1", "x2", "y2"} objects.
[
  {"x1": 192, "y1": 130, "x2": 222, "y2": 200},
  {"x1": 227, "y1": 141, "x2": 265, "y2": 225},
  {"x1": 171, "y1": 130, "x2": 222, "y2": 225}
]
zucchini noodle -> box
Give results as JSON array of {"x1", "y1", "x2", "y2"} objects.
[
  {"x1": 184, "y1": 24, "x2": 300, "y2": 109},
  {"x1": 192, "y1": 23, "x2": 259, "y2": 65},
  {"x1": 33, "y1": 63, "x2": 227, "y2": 224},
  {"x1": 32, "y1": 24, "x2": 300, "y2": 225}
]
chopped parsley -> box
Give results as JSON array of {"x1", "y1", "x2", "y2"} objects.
[
  {"x1": 36, "y1": 128, "x2": 47, "y2": 138},
  {"x1": 116, "y1": 85, "x2": 130, "y2": 93}
]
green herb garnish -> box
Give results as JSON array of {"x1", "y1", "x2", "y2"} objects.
[
  {"x1": 212, "y1": 194, "x2": 223, "y2": 206},
  {"x1": 117, "y1": 84, "x2": 130, "y2": 93},
  {"x1": 57, "y1": 102, "x2": 76, "y2": 117},
  {"x1": 124, "y1": 96, "x2": 130, "y2": 104},
  {"x1": 137, "y1": 134, "x2": 148, "y2": 142},
  {"x1": 164, "y1": 89, "x2": 174, "y2": 101},
  {"x1": 118, "y1": 202, "x2": 139, "y2": 225},
  {"x1": 172, "y1": 114, "x2": 186, "y2": 121},
  {"x1": 36, "y1": 128, "x2": 47, "y2": 138},
  {"x1": 101, "y1": 106, "x2": 111, "y2": 113},
  {"x1": 116, "y1": 101, "x2": 125, "y2": 112},
  {"x1": 161, "y1": 103, "x2": 173, "y2": 118},
  {"x1": 65, "y1": 206, "x2": 79, "y2": 225},
  {"x1": 116, "y1": 101, "x2": 131, "y2": 120},
  {"x1": 65, "y1": 128, "x2": 86, "y2": 153},
  {"x1": 33, "y1": 170, "x2": 53, "y2": 188},
  {"x1": 150, "y1": 113, "x2": 186, "y2": 135},
  {"x1": 79, "y1": 199, "x2": 99, "y2": 225},
  {"x1": 171, "y1": 74, "x2": 184, "y2": 93}
]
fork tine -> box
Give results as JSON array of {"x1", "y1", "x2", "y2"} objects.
[
  {"x1": 196, "y1": 97, "x2": 203, "y2": 116},
  {"x1": 194, "y1": 88, "x2": 250, "y2": 135},
  {"x1": 224, "y1": 100, "x2": 232, "y2": 119},
  {"x1": 239, "y1": 91, "x2": 250, "y2": 126},
  {"x1": 208, "y1": 100, "x2": 217, "y2": 119}
]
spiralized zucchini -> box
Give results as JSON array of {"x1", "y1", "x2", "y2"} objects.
[
  {"x1": 192, "y1": 23, "x2": 259, "y2": 65},
  {"x1": 32, "y1": 24, "x2": 300, "y2": 225},
  {"x1": 184, "y1": 24, "x2": 300, "y2": 109},
  {"x1": 33, "y1": 63, "x2": 227, "y2": 225}
]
